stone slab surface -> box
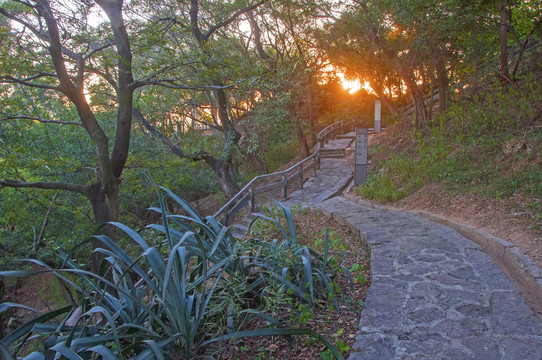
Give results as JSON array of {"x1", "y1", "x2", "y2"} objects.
[
  {"x1": 284, "y1": 157, "x2": 352, "y2": 206},
  {"x1": 281, "y1": 135, "x2": 542, "y2": 360},
  {"x1": 322, "y1": 197, "x2": 542, "y2": 360}
]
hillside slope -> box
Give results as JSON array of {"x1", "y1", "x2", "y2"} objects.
[{"x1": 349, "y1": 79, "x2": 542, "y2": 268}]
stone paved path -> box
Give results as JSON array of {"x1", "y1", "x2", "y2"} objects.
[{"x1": 283, "y1": 135, "x2": 542, "y2": 360}]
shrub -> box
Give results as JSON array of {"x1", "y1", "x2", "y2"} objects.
[{"x1": 0, "y1": 188, "x2": 344, "y2": 359}]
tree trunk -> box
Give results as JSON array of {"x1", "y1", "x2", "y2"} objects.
[
  {"x1": 86, "y1": 181, "x2": 120, "y2": 271},
  {"x1": 297, "y1": 127, "x2": 310, "y2": 158},
  {"x1": 35, "y1": 191, "x2": 59, "y2": 252},
  {"x1": 371, "y1": 82, "x2": 398, "y2": 115},
  {"x1": 395, "y1": 59, "x2": 428, "y2": 129},
  {"x1": 410, "y1": 87, "x2": 429, "y2": 129},
  {"x1": 436, "y1": 55, "x2": 448, "y2": 114},
  {"x1": 211, "y1": 160, "x2": 238, "y2": 199},
  {"x1": 214, "y1": 87, "x2": 241, "y2": 198},
  {"x1": 307, "y1": 83, "x2": 317, "y2": 144},
  {"x1": 499, "y1": 0, "x2": 510, "y2": 84}
]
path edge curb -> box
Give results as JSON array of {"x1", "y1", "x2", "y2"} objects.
[{"x1": 341, "y1": 192, "x2": 542, "y2": 318}]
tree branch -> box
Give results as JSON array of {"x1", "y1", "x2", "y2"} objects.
[
  {"x1": 0, "y1": 75, "x2": 60, "y2": 91},
  {"x1": 0, "y1": 6, "x2": 80, "y2": 62},
  {"x1": 204, "y1": 1, "x2": 265, "y2": 42},
  {"x1": 131, "y1": 78, "x2": 246, "y2": 91},
  {"x1": 85, "y1": 67, "x2": 118, "y2": 92},
  {"x1": 247, "y1": 9, "x2": 271, "y2": 60},
  {"x1": 0, "y1": 179, "x2": 87, "y2": 195},
  {"x1": 190, "y1": 0, "x2": 205, "y2": 44},
  {"x1": 133, "y1": 108, "x2": 216, "y2": 166},
  {"x1": 0, "y1": 113, "x2": 82, "y2": 126},
  {"x1": 84, "y1": 42, "x2": 115, "y2": 61}
]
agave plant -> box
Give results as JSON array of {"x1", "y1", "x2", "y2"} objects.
[
  {"x1": 0, "y1": 187, "x2": 344, "y2": 359},
  {"x1": 248, "y1": 201, "x2": 353, "y2": 310}
]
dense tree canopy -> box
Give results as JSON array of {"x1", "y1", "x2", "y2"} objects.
[{"x1": 0, "y1": 0, "x2": 540, "y2": 264}]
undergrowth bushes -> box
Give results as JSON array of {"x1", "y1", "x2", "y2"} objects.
[
  {"x1": 357, "y1": 76, "x2": 542, "y2": 202},
  {"x1": 0, "y1": 187, "x2": 345, "y2": 359}
]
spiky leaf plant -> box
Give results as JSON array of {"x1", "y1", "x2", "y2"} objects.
[{"x1": 0, "y1": 188, "x2": 344, "y2": 359}]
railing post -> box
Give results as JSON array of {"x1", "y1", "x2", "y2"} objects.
[
  {"x1": 316, "y1": 152, "x2": 321, "y2": 170},
  {"x1": 375, "y1": 99, "x2": 381, "y2": 133},
  {"x1": 249, "y1": 187, "x2": 255, "y2": 213},
  {"x1": 298, "y1": 163, "x2": 304, "y2": 189},
  {"x1": 282, "y1": 174, "x2": 288, "y2": 199},
  {"x1": 223, "y1": 205, "x2": 230, "y2": 226},
  {"x1": 312, "y1": 157, "x2": 317, "y2": 176}
]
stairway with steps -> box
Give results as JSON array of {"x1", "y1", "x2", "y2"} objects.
[
  {"x1": 228, "y1": 133, "x2": 355, "y2": 239},
  {"x1": 320, "y1": 132, "x2": 355, "y2": 158}
]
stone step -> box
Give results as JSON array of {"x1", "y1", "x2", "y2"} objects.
[
  {"x1": 321, "y1": 148, "x2": 345, "y2": 154},
  {"x1": 231, "y1": 223, "x2": 250, "y2": 239},
  {"x1": 230, "y1": 214, "x2": 258, "y2": 239},
  {"x1": 321, "y1": 153, "x2": 346, "y2": 159},
  {"x1": 321, "y1": 148, "x2": 346, "y2": 158}
]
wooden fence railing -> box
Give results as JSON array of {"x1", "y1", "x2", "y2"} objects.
[{"x1": 214, "y1": 119, "x2": 355, "y2": 225}]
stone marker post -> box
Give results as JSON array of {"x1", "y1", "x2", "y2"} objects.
[
  {"x1": 355, "y1": 128, "x2": 368, "y2": 186},
  {"x1": 375, "y1": 99, "x2": 381, "y2": 133}
]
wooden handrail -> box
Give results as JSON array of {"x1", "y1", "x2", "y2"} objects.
[{"x1": 214, "y1": 119, "x2": 355, "y2": 225}]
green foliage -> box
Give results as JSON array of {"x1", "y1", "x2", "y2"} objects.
[
  {"x1": 264, "y1": 140, "x2": 300, "y2": 172},
  {"x1": 0, "y1": 189, "x2": 344, "y2": 359},
  {"x1": 249, "y1": 202, "x2": 342, "y2": 310},
  {"x1": 357, "y1": 76, "x2": 542, "y2": 202},
  {"x1": 357, "y1": 155, "x2": 429, "y2": 202}
]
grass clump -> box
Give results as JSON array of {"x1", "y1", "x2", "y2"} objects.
[{"x1": 357, "y1": 76, "x2": 542, "y2": 203}]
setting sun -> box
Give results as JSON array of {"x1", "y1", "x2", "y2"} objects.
[{"x1": 337, "y1": 72, "x2": 362, "y2": 94}]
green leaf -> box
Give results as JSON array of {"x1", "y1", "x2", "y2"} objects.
[
  {"x1": 85, "y1": 346, "x2": 117, "y2": 360},
  {"x1": 47, "y1": 343, "x2": 84, "y2": 360},
  {"x1": 0, "y1": 302, "x2": 39, "y2": 315},
  {"x1": 1, "y1": 306, "x2": 72, "y2": 348}
]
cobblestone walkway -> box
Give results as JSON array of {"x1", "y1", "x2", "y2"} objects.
[{"x1": 283, "y1": 136, "x2": 542, "y2": 360}]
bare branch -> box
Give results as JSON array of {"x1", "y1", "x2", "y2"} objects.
[
  {"x1": 84, "y1": 42, "x2": 115, "y2": 60},
  {"x1": 131, "y1": 78, "x2": 246, "y2": 91},
  {"x1": 204, "y1": 1, "x2": 265, "y2": 42},
  {"x1": 191, "y1": 109, "x2": 221, "y2": 131},
  {"x1": 190, "y1": 0, "x2": 205, "y2": 44},
  {"x1": 85, "y1": 66, "x2": 118, "y2": 92},
  {"x1": 0, "y1": 7, "x2": 45, "y2": 40},
  {"x1": 133, "y1": 108, "x2": 215, "y2": 165},
  {"x1": 0, "y1": 179, "x2": 87, "y2": 195},
  {"x1": 10, "y1": 1, "x2": 36, "y2": 8},
  {"x1": 0, "y1": 6, "x2": 79, "y2": 61},
  {"x1": 0, "y1": 75, "x2": 59, "y2": 90},
  {"x1": 0, "y1": 113, "x2": 82, "y2": 126},
  {"x1": 247, "y1": 9, "x2": 271, "y2": 60}
]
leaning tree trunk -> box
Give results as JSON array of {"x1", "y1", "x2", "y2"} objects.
[
  {"x1": 296, "y1": 125, "x2": 310, "y2": 158},
  {"x1": 214, "y1": 87, "x2": 241, "y2": 198},
  {"x1": 396, "y1": 59, "x2": 429, "y2": 129},
  {"x1": 410, "y1": 86, "x2": 429, "y2": 129}
]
